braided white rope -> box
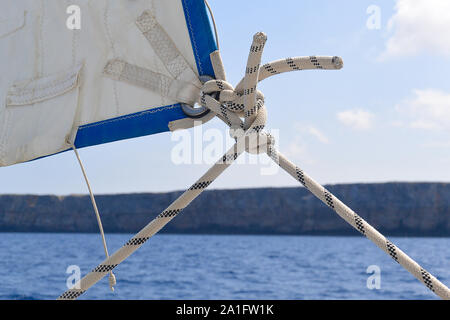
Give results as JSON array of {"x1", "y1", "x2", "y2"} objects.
[
  {"x1": 59, "y1": 29, "x2": 450, "y2": 300},
  {"x1": 267, "y1": 148, "x2": 450, "y2": 300},
  {"x1": 242, "y1": 33, "x2": 267, "y2": 130},
  {"x1": 59, "y1": 142, "x2": 246, "y2": 300},
  {"x1": 198, "y1": 33, "x2": 450, "y2": 300}
]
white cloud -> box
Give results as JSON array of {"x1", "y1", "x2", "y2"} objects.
[
  {"x1": 337, "y1": 109, "x2": 374, "y2": 130},
  {"x1": 284, "y1": 124, "x2": 329, "y2": 164},
  {"x1": 305, "y1": 126, "x2": 329, "y2": 144},
  {"x1": 381, "y1": 0, "x2": 450, "y2": 58},
  {"x1": 396, "y1": 89, "x2": 450, "y2": 131},
  {"x1": 293, "y1": 124, "x2": 329, "y2": 144}
]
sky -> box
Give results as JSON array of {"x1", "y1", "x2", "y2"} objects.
[{"x1": 1, "y1": 0, "x2": 450, "y2": 195}]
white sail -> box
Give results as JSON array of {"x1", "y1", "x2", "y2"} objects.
[{"x1": 0, "y1": 0, "x2": 217, "y2": 167}]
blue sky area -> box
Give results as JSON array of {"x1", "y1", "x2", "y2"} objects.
[{"x1": 1, "y1": 0, "x2": 450, "y2": 194}]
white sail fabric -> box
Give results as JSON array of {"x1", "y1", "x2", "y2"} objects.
[{"x1": 0, "y1": 0, "x2": 217, "y2": 167}]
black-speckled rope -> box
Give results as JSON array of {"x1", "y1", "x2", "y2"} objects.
[
  {"x1": 59, "y1": 142, "x2": 245, "y2": 300},
  {"x1": 265, "y1": 148, "x2": 450, "y2": 299},
  {"x1": 59, "y1": 29, "x2": 449, "y2": 300},
  {"x1": 198, "y1": 32, "x2": 450, "y2": 300}
]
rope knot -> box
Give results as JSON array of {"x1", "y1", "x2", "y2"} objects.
[
  {"x1": 199, "y1": 32, "x2": 345, "y2": 155},
  {"x1": 200, "y1": 78, "x2": 271, "y2": 154},
  {"x1": 200, "y1": 32, "x2": 273, "y2": 154}
]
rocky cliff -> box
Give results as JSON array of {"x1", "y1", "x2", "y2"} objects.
[{"x1": 0, "y1": 183, "x2": 449, "y2": 236}]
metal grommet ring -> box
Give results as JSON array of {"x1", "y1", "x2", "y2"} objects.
[
  {"x1": 180, "y1": 104, "x2": 211, "y2": 119},
  {"x1": 180, "y1": 75, "x2": 217, "y2": 119}
]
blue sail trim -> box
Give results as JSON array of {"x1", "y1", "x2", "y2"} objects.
[
  {"x1": 181, "y1": 0, "x2": 217, "y2": 78},
  {"x1": 74, "y1": 104, "x2": 186, "y2": 148},
  {"x1": 72, "y1": 0, "x2": 217, "y2": 149}
]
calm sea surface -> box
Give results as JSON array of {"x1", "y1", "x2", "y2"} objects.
[{"x1": 0, "y1": 233, "x2": 448, "y2": 300}]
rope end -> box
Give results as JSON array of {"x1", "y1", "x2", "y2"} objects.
[
  {"x1": 332, "y1": 56, "x2": 344, "y2": 69},
  {"x1": 253, "y1": 32, "x2": 267, "y2": 44},
  {"x1": 109, "y1": 272, "x2": 117, "y2": 292}
]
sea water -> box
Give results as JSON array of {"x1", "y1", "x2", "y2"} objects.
[{"x1": 0, "y1": 233, "x2": 448, "y2": 300}]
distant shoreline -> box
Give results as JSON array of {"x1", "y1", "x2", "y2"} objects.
[
  {"x1": 0, "y1": 230, "x2": 450, "y2": 238},
  {"x1": 1, "y1": 182, "x2": 449, "y2": 237}
]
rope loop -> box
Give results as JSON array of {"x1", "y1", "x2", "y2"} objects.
[
  {"x1": 200, "y1": 32, "x2": 272, "y2": 155},
  {"x1": 199, "y1": 33, "x2": 345, "y2": 156}
]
